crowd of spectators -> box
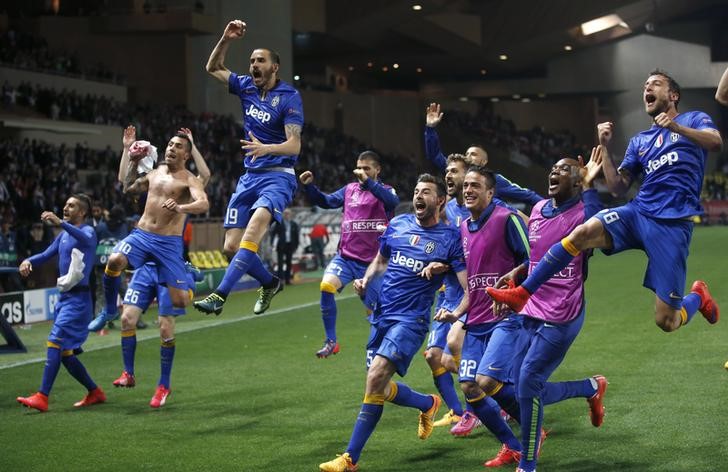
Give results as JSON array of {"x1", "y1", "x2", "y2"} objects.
[
  {"x1": 0, "y1": 29, "x2": 121, "y2": 84},
  {"x1": 702, "y1": 164, "x2": 728, "y2": 201},
  {"x1": 5, "y1": 77, "x2": 728, "y2": 250},
  {"x1": 437, "y1": 103, "x2": 590, "y2": 168}
]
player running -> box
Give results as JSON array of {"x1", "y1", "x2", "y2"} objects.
[
  {"x1": 494, "y1": 147, "x2": 608, "y2": 472},
  {"x1": 488, "y1": 70, "x2": 722, "y2": 333},
  {"x1": 319, "y1": 174, "x2": 468, "y2": 472}
]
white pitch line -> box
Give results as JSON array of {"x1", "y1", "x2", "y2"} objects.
[{"x1": 0, "y1": 294, "x2": 357, "y2": 370}]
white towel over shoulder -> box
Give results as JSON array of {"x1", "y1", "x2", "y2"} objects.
[{"x1": 57, "y1": 248, "x2": 86, "y2": 292}]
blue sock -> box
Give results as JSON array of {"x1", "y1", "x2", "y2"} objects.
[
  {"x1": 542, "y1": 379, "x2": 596, "y2": 405},
  {"x1": 62, "y1": 355, "x2": 97, "y2": 391},
  {"x1": 346, "y1": 402, "x2": 383, "y2": 464},
  {"x1": 321, "y1": 290, "x2": 337, "y2": 341},
  {"x1": 39, "y1": 346, "x2": 62, "y2": 396},
  {"x1": 522, "y1": 240, "x2": 577, "y2": 294},
  {"x1": 518, "y1": 396, "x2": 543, "y2": 472},
  {"x1": 469, "y1": 394, "x2": 521, "y2": 450},
  {"x1": 159, "y1": 339, "x2": 175, "y2": 389},
  {"x1": 389, "y1": 382, "x2": 434, "y2": 411},
  {"x1": 103, "y1": 271, "x2": 121, "y2": 315},
  {"x1": 680, "y1": 293, "x2": 701, "y2": 325},
  {"x1": 433, "y1": 369, "x2": 463, "y2": 416},
  {"x1": 216, "y1": 247, "x2": 273, "y2": 296},
  {"x1": 492, "y1": 383, "x2": 520, "y2": 423},
  {"x1": 121, "y1": 330, "x2": 137, "y2": 375}
]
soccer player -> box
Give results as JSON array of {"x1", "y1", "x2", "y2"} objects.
[
  {"x1": 319, "y1": 174, "x2": 468, "y2": 472},
  {"x1": 424, "y1": 103, "x2": 540, "y2": 435},
  {"x1": 112, "y1": 130, "x2": 210, "y2": 407},
  {"x1": 16, "y1": 194, "x2": 105, "y2": 412},
  {"x1": 424, "y1": 102, "x2": 543, "y2": 205},
  {"x1": 194, "y1": 19, "x2": 304, "y2": 316},
  {"x1": 299, "y1": 151, "x2": 399, "y2": 358},
  {"x1": 717, "y1": 66, "x2": 728, "y2": 106},
  {"x1": 435, "y1": 166, "x2": 530, "y2": 468},
  {"x1": 488, "y1": 70, "x2": 722, "y2": 332},
  {"x1": 88, "y1": 125, "x2": 209, "y2": 330},
  {"x1": 425, "y1": 154, "x2": 471, "y2": 430},
  {"x1": 493, "y1": 148, "x2": 608, "y2": 472},
  {"x1": 112, "y1": 261, "x2": 204, "y2": 408}
]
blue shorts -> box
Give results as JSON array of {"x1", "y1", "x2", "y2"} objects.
[
  {"x1": 426, "y1": 320, "x2": 450, "y2": 350},
  {"x1": 124, "y1": 264, "x2": 196, "y2": 316},
  {"x1": 325, "y1": 254, "x2": 369, "y2": 289},
  {"x1": 515, "y1": 307, "x2": 586, "y2": 398},
  {"x1": 49, "y1": 291, "x2": 93, "y2": 350},
  {"x1": 459, "y1": 316, "x2": 525, "y2": 385},
  {"x1": 365, "y1": 319, "x2": 429, "y2": 377},
  {"x1": 594, "y1": 202, "x2": 693, "y2": 309},
  {"x1": 224, "y1": 170, "x2": 297, "y2": 229},
  {"x1": 113, "y1": 229, "x2": 188, "y2": 291}
]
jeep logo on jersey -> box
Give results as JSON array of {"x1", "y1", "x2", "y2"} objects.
[
  {"x1": 392, "y1": 251, "x2": 425, "y2": 273},
  {"x1": 245, "y1": 104, "x2": 271, "y2": 123},
  {"x1": 645, "y1": 151, "x2": 678, "y2": 175},
  {"x1": 271, "y1": 95, "x2": 280, "y2": 107},
  {"x1": 425, "y1": 241, "x2": 436, "y2": 254},
  {"x1": 409, "y1": 235, "x2": 420, "y2": 246}
]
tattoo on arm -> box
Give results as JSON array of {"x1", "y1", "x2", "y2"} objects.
[
  {"x1": 125, "y1": 174, "x2": 149, "y2": 195},
  {"x1": 285, "y1": 124, "x2": 302, "y2": 140}
]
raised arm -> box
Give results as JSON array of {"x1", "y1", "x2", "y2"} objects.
[
  {"x1": 597, "y1": 122, "x2": 633, "y2": 197},
  {"x1": 117, "y1": 125, "x2": 136, "y2": 183},
  {"x1": 178, "y1": 128, "x2": 211, "y2": 187},
  {"x1": 123, "y1": 165, "x2": 150, "y2": 195},
  {"x1": 206, "y1": 20, "x2": 246, "y2": 84},
  {"x1": 22, "y1": 233, "x2": 61, "y2": 274},
  {"x1": 717, "y1": 66, "x2": 728, "y2": 107},
  {"x1": 299, "y1": 171, "x2": 346, "y2": 208},
  {"x1": 580, "y1": 145, "x2": 605, "y2": 219},
  {"x1": 424, "y1": 103, "x2": 447, "y2": 171},
  {"x1": 654, "y1": 112, "x2": 722, "y2": 152},
  {"x1": 363, "y1": 179, "x2": 400, "y2": 211}
]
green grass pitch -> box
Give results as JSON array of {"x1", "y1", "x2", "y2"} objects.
[{"x1": 1, "y1": 226, "x2": 727, "y2": 471}]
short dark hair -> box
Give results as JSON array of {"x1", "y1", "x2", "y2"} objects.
[
  {"x1": 71, "y1": 193, "x2": 92, "y2": 217},
  {"x1": 446, "y1": 153, "x2": 468, "y2": 167},
  {"x1": 174, "y1": 133, "x2": 192, "y2": 152},
  {"x1": 358, "y1": 150, "x2": 381, "y2": 166},
  {"x1": 416, "y1": 173, "x2": 447, "y2": 198},
  {"x1": 262, "y1": 48, "x2": 280, "y2": 65},
  {"x1": 649, "y1": 68, "x2": 681, "y2": 108},
  {"x1": 466, "y1": 165, "x2": 496, "y2": 189}
]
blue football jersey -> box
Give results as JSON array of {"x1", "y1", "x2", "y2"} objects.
[
  {"x1": 377, "y1": 214, "x2": 465, "y2": 322},
  {"x1": 445, "y1": 198, "x2": 470, "y2": 228},
  {"x1": 228, "y1": 73, "x2": 304, "y2": 170},
  {"x1": 620, "y1": 111, "x2": 717, "y2": 219}
]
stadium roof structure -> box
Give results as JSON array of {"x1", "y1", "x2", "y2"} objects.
[{"x1": 292, "y1": 0, "x2": 728, "y2": 89}]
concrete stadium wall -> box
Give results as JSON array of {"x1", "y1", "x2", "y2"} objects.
[
  {"x1": 1, "y1": 67, "x2": 128, "y2": 102},
  {"x1": 0, "y1": 115, "x2": 120, "y2": 150}
]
